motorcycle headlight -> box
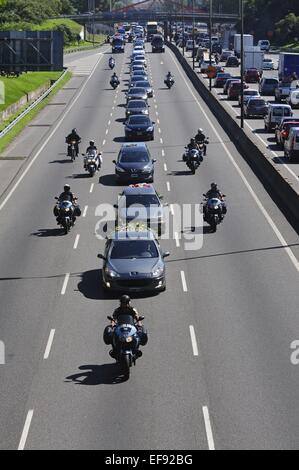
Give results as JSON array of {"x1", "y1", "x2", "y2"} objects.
[
  {"x1": 65, "y1": 208, "x2": 70, "y2": 212},
  {"x1": 152, "y1": 263, "x2": 164, "y2": 277},
  {"x1": 126, "y1": 336, "x2": 133, "y2": 343}
]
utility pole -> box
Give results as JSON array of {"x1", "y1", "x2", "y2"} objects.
[
  {"x1": 182, "y1": 0, "x2": 185, "y2": 57},
  {"x1": 240, "y1": 0, "x2": 244, "y2": 128},
  {"x1": 209, "y1": 0, "x2": 213, "y2": 91},
  {"x1": 192, "y1": 0, "x2": 195, "y2": 70}
]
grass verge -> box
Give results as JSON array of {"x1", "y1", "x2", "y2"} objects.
[
  {"x1": 0, "y1": 72, "x2": 62, "y2": 112},
  {"x1": 0, "y1": 71, "x2": 72, "y2": 155}
]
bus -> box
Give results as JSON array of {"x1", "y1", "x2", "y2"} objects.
[{"x1": 146, "y1": 21, "x2": 158, "y2": 42}]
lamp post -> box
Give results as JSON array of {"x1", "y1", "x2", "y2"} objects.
[
  {"x1": 209, "y1": 0, "x2": 213, "y2": 91},
  {"x1": 182, "y1": 0, "x2": 185, "y2": 57},
  {"x1": 240, "y1": 0, "x2": 244, "y2": 129},
  {"x1": 192, "y1": 0, "x2": 195, "y2": 70}
]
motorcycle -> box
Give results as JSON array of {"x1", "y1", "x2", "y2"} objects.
[
  {"x1": 164, "y1": 77, "x2": 175, "y2": 89},
  {"x1": 82, "y1": 150, "x2": 101, "y2": 177},
  {"x1": 104, "y1": 314, "x2": 147, "y2": 377},
  {"x1": 183, "y1": 148, "x2": 203, "y2": 174},
  {"x1": 54, "y1": 198, "x2": 78, "y2": 234},
  {"x1": 67, "y1": 139, "x2": 79, "y2": 162},
  {"x1": 202, "y1": 194, "x2": 226, "y2": 232},
  {"x1": 109, "y1": 58, "x2": 115, "y2": 70},
  {"x1": 195, "y1": 137, "x2": 209, "y2": 157},
  {"x1": 110, "y1": 77, "x2": 120, "y2": 89}
]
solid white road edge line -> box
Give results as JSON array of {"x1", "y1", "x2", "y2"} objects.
[
  {"x1": 61, "y1": 273, "x2": 70, "y2": 296},
  {"x1": 18, "y1": 410, "x2": 34, "y2": 451},
  {"x1": 170, "y1": 49, "x2": 299, "y2": 273},
  {"x1": 189, "y1": 325, "x2": 198, "y2": 356},
  {"x1": 202, "y1": 406, "x2": 216, "y2": 450},
  {"x1": 0, "y1": 47, "x2": 109, "y2": 213},
  {"x1": 44, "y1": 329, "x2": 56, "y2": 360}
]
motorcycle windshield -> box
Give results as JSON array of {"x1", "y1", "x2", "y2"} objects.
[
  {"x1": 208, "y1": 198, "x2": 221, "y2": 209},
  {"x1": 60, "y1": 201, "x2": 73, "y2": 209}
]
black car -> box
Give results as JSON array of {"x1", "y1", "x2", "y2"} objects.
[
  {"x1": 226, "y1": 56, "x2": 239, "y2": 67},
  {"x1": 244, "y1": 97, "x2": 269, "y2": 118},
  {"x1": 259, "y1": 77, "x2": 279, "y2": 96},
  {"x1": 98, "y1": 228, "x2": 169, "y2": 293},
  {"x1": 113, "y1": 143, "x2": 156, "y2": 183},
  {"x1": 126, "y1": 99, "x2": 149, "y2": 119},
  {"x1": 124, "y1": 115, "x2": 155, "y2": 141}
]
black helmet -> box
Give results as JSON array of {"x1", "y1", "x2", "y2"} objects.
[
  {"x1": 72, "y1": 128, "x2": 77, "y2": 133},
  {"x1": 211, "y1": 182, "x2": 217, "y2": 190},
  {"x1": 191, "y1": 138, "x2": 195, "y2": 143},
  {"x1": 64, "y1": 184, "x2": 71, "y2": 192},
  {"x1": 89, "y1": 140, "x2": 95, "y2": 146},
  {"x1": 120, "y1": 294, "x2": 130, "y2": 305}
]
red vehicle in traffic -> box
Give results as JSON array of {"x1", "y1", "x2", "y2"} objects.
[
  {"x1": 227, "y1": 81, "x2": 248, "y2": 100},
  {"x1": 244, "y1": 68, "x2": 261, "y2": 84}
]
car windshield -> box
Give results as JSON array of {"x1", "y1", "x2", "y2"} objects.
[
  {"x1": 121, "y1": 194, "x2": 160, "y2": 207},
  {"x1": 273, "y1": 108, "x2": 284, "y2": 116},
  {"x1": 110, "y1": 240, "x2": 159, "y2": 259},
  {"x1": 264, "y1": 79, "x2": 278, "y2": 84},
  {"x1": 127, "y1": 116, "x2": 150, "y2": 125},
  {"x1": 119, "y1": 148, "x2": 150, "y2": 162},
  {"x1": 128, "y1": 101, "x2": 146, "y2": 109}
]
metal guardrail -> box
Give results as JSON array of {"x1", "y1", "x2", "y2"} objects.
[{"x1": 0, "y1": 67, "x2": 69, "y2": 140}]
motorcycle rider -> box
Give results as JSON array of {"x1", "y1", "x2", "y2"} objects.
[
  {"x1": 112, "y1": 295, "x2": 142, "y2": 325},
  {"x1": 84, "y1": 140, "x2": 102, "y2": 170},
  {"x1": 195, "y1": 128, "x2": 207, "y2": 156},
  {"x1": 66, "y1": 128, "x2": 81, "y2": 156},
  {"x1": 110, "y1": 72, "x2": 120, "y2": 86},
  {"x1": 187, "y1": 137, "x2": 199, "y2": 152},
  {"x1": 203, "y1": 183, "x2": 227, "y2": 219},
  {"x1": 55, "y1": 184, "x2": 78, "y2": 225},
  {"x1": 166, "y1": 71, "x2": 174, "y2": 84},
  {"x1": 108, "y1": 295, "x2": 144, "y2": 358},
  {"x1": 109, "y1": 56, "x2": 115, "y2": 68}
]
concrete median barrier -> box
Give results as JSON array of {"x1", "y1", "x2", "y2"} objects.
[{"x1": 167, "y1": 41, "x2": 299, "y2": 231}]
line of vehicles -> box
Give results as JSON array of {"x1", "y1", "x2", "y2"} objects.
[{"x1": 54, "y1": 25, "x2": 227, "y2": 377}]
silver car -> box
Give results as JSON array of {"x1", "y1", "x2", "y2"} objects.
[
  {"x1": 126, "y1": 87, "x2": 148, "y2": 104},
  {"x1": 133, "y1": 80, "x2": 153, "y2": 98}
]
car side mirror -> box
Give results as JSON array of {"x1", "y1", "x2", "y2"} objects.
[
  {"x1": 97, "y1": 254, "x2": 106, "y2": 260},
  {"x1": 163, "y1": 252, "x2": 170, "y2": 258},
  {"x1": 139, "y1": 315, "x2": 145, "y2": 321},
  {"x1": 152, "y1": 159, "x2": 157, "y2": 163},
  {"x1": 107, "y1": 316, "x2": 113, "y2": 321},
  {"x1": 113, "y1": 204, "x2": 118, "y2": 209},
  {"x1": 82, "y1": 153, "x2": 85, "y2": 156},
  {"x1": 112, "y1": 160, "x2": 116, "y2": 164}
]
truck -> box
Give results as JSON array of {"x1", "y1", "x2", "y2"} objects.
[
  {"x1": 234, "y1": 34, "x2": 253, "y2": 57},
  {"x1": 278, "y1": 52, "x2": 299, "y2": 81},
  {"x1": 146, "y1": 21, "x2": 158, "y2": 42},
  {"x1": 243, "y1": 47, "x2": 264, "y2": 73}
]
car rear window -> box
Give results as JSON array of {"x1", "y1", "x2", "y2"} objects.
[
  {"x1": 128, "y1": 101, "x2": 146, "y2": 109},
  {"x1": 249, "y1": 99, "x2": 266, "y2": 106},
  {"x1": 122, "y1": 194, "x2": 159, "y2": 207},
  {"x1": 264, "y1": 79, "x2": 278, "y2": 84}
]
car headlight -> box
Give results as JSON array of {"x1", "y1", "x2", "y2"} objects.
[
  {"x1": 116, "y1": 166, "x2": 126, "y2": 173},
  {"x1": 142, "y1": 166, "x2": 152, "y2": 172},
  {"x1": 141, "y1": 109, "x2": 147, "y2": 114},
  {"x1": 146, "y1": 127, "x2": 153, "y2": 132},
  {"x1": 105, "y1": 267, "x2": 120, "y2": 278},
  {"x1": 152, "y1": 264, "x2": 164, "y2": 277}
]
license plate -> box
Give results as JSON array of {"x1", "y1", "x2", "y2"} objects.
[
  {"x1": 131, "y1": 174, "x2": 138, "y2": 178},
  {"x1": 137, "y1": 132, "x2": 143, "y2": 136}
]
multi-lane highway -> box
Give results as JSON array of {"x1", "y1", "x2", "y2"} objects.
[{"x1": 0, "y1": 42, "x2": 299, "y2": 450}]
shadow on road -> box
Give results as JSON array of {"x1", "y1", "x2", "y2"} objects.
[
  {"x1": 171, "y1": 170, "x2": 193, "y2": 176},
  {"x1": 113, "y1": 136, "x2": 126, "y2": 143},
  {"x1": 48, "y1": 159, "x2": 71, "y2": 164},
  {"x1": 99, "y1": 174, "x2": 118, "y2": 186},
  {"x1": 31, "y1": 228, "x2": 64, "y2": 237},
  {"x1": 65, "y1": 364, "x2": 128, "y2": 385}
]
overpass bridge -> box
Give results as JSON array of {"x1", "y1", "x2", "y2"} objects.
[{"x1": 56, "y1": 0, "x2": 240, "y2": 24}]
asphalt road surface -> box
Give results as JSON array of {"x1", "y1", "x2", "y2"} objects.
[{"x1": 0, "y1": 43, "x2": 298, "y2": 450}]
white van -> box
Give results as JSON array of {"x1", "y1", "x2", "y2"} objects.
[
  {"x1": 284, "y1": 126, "x2": 299, "y2": 161},
  {"x1": 258, "y1": 40, "x2": 270, "y2": 52},
  {"x1": 264, "y1": 104, "x2": 293, "y2": 132}
]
